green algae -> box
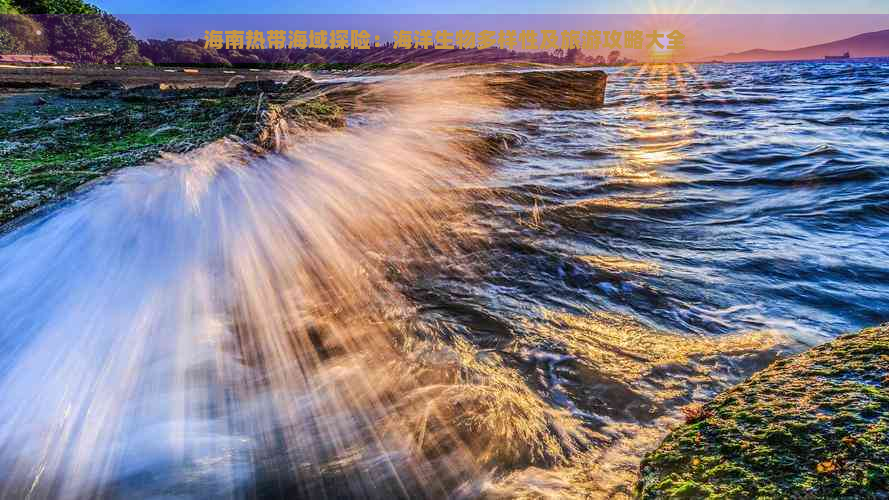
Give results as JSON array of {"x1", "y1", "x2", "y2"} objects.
[
  {"x1": 637, "y1": 325, "x2": 889, "y2": 499},
  {"x1": 0, "y1": 83, "x2": 343, "y2": 226}
]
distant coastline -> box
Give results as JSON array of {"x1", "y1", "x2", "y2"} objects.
[{"x1": 712, "y1": 28, "x2": 889, "y2": 63}]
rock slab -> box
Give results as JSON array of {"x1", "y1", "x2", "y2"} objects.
[{"x1": 638, "y1": 325, "x2": 889, "y2": 498}]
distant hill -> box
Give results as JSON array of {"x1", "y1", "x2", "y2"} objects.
[{"x1": 719, "y1": 28, "x2": 889, "y2": 62}]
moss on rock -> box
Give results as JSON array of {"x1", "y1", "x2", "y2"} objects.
[
  {"x1": 637, "y1": 325, "x2": 889, "y2": 499},
  {"x1": 0, "y1": 77, "x2": 343, "y2": 226}
]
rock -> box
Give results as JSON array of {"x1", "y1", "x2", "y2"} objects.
[
  {"x1": 61, "y1": 90, "x2": 106, "y2": 99},
  {"x1": 479, "y1": 70, "x2": 607, "y2": 109},
  {"x1": 232, "y1": 80, "x2": 281, "y2": 95},
  {"x1": 0, "y1": 73, "x2": 344, "y2": 227},
  {"x1": 637, "y1": 324, "x2": 889, "y2": 498},
  {"x1": 282, "y1": 74, "x2": 315, "y2": 94},
  {"x1": 122, "y1": 83, "x2": 182, "y2": 102},
  {"x1": 80, "y1": 80, "x2": 126, "y2": 91},
  {"x1": 254, "y1": 106, "x2": 285, "y2": 150},
  {"x1": 0, "y1": 81, "x2": 56, "y2": 89},
  {"x1": 63, "y1": 80, "x2": 127, "y2": 99},
  {"x1": 127, "y1": 83, "x2": 180, "y2": 93}
]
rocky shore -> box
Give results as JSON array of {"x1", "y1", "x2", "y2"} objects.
[
  {"x1": 0, "y1": 68, "x2": 606, "y2": 229},
  {"x1": 637, "y1": 325, "x2": 889, "y2": 498},
  {"x1": 0, "y1": 74, "x2": 342, "y2": 227}
]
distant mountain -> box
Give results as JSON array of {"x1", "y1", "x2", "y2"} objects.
[{"x1": 719, "y1": 28, "x2": 889, "y2": 62}]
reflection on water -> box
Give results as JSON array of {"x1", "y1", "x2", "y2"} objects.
[
  {"x1": 0, "y1": 60, "x2": 888, "y2": 498},
  {"x1": 414, "y1": 59, "x2": 889, "y2": 495}
]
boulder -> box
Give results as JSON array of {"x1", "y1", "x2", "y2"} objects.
[
  {"x1": 637, "y1": 324, "x2": 889, "y2": 498},
  {"x1": 479, "y1": 70, "x2": 607, "y2": 109}
]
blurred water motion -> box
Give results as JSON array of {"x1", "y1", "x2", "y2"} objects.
[
  {"x1": 0, "y1": 79, "x2": 500, "y2": 498},
  {"x1": 2, "y1": 60, "x2": 888, "y2": 499}
]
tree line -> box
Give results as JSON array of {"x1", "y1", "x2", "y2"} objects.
[
  {"x1": 0, "y1": 0, "x2": 149, "y2": 63},
  {"x1": 0, "y1": 0, "x2": 636, "y2": 67}
]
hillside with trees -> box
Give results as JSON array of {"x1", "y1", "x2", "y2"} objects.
[
  {"x1": 0, "y1": 0, "x2": 149, "y2": 63},
  {"x1": 137, "y1": 39, "x2": 635, "y2": 68},
  {"x1": 2, "y1": 0, "x2": 636, "y2": 67}
]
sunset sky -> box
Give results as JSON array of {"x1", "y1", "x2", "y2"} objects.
[
  {"x1": 92, "y1": 0, "x2": 889, "y2": 15},
  {"x1": 90, "y1": 0, "x2": 889, "y2": 61}
]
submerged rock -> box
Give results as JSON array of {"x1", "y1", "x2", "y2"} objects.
[{"x1": 637, "y1": 325, "x2": 889, "y2": 498}]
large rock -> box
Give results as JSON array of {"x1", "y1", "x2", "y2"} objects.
[
  {"x1": 80, "y1": 80, "x2": 126, "y2": 91},
  {"x1": 637, "y1": 325, "x2": 889, "y2": 498},
  {"x1": 480, "y1": 70, "x2": 607, "y2": 109}
]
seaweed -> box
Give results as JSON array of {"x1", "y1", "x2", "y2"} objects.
[
  {"x1": 637, "y1": 325, "x2": 889, "y2": 499},
  {"x1": 0, "y1": 80, "x2": 343, "y2": 226}
]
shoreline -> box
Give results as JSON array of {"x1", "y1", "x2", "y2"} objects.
[
  {"x1": 637, "y1": 324, "x2": 889, "y2": 498},
  {"x1": 0, "y1": 74, "x2": 345, "y2": 229},
  {"x1": 0, "y1": 68, "x2": 606, "y2": 230}
]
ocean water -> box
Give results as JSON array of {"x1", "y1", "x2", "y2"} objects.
[
  {"x1": 473, "y1": 59, "x2": 889, "y2": 340},
  {"x1": 0, "y1": 61, "x2": 887, "y2": 498}
]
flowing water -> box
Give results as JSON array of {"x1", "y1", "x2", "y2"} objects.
[{"x1": 1, "y1": 61, "x2": 888, "y2": 499}]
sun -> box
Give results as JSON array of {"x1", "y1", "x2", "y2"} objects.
[{"x1": 647, "y1": 28, "x2": 677, "y2": 62}]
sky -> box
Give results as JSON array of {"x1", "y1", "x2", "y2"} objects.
[
  {"x1": 88, "y1": 0, "x2": 889, "y2": 61},
  {"x1": 92, "y1": 0, "x2": 889, "y2": 15}
]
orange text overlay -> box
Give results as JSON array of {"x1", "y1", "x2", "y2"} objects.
[{"x1": 203, "y1": 29, "x2": 685, "y2": 51}]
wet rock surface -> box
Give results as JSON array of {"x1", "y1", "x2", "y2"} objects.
[
  {"x1": 80, "y1": 80, "x2": 127, "y2": 92},
  {"x1": 0, "y1": 68, "x2": 606, "y2": 229},
  {"x1": 637, "y1": 325, "x2": 889, "y2": 498},
  {"x1": 0, "y1": 74, "x2": 343, "y2": 227},
  {"x1": 233, "y1": 79, "x2": 281, "y2": 94},
  {"x1": 480, "y1": 70, "x2": 607, "y2": 109}
]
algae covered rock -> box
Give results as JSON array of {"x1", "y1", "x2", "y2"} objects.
[
  {"x1": 637, "y1": 325, "x2": 889, "y2": 499},
  {"x1": 0, "y1": 76, "x2": 344, "y2": 227}
]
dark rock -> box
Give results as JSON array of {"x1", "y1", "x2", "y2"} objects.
[
  {"x1": 0, "y1": 81, "x2": 56, "y2": 89},
  {"x1": 80, "y1": 80, "x2": 126, "y2": 91},
  {"x1": 121, "y1": 83, "x2": 181, "y2": 102},
  {"x1": 232, "y1": 80, "x2": 281, "y2": 95},
  {"x1": 127, "y1": 83, "x2": 180, "y2": 92},
  {"x1": 62, "y1": 80, "x2": 127, "y2": 99},
  {"x1": 480, "y1": 70, "x2": 607, "y2": 109}
]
